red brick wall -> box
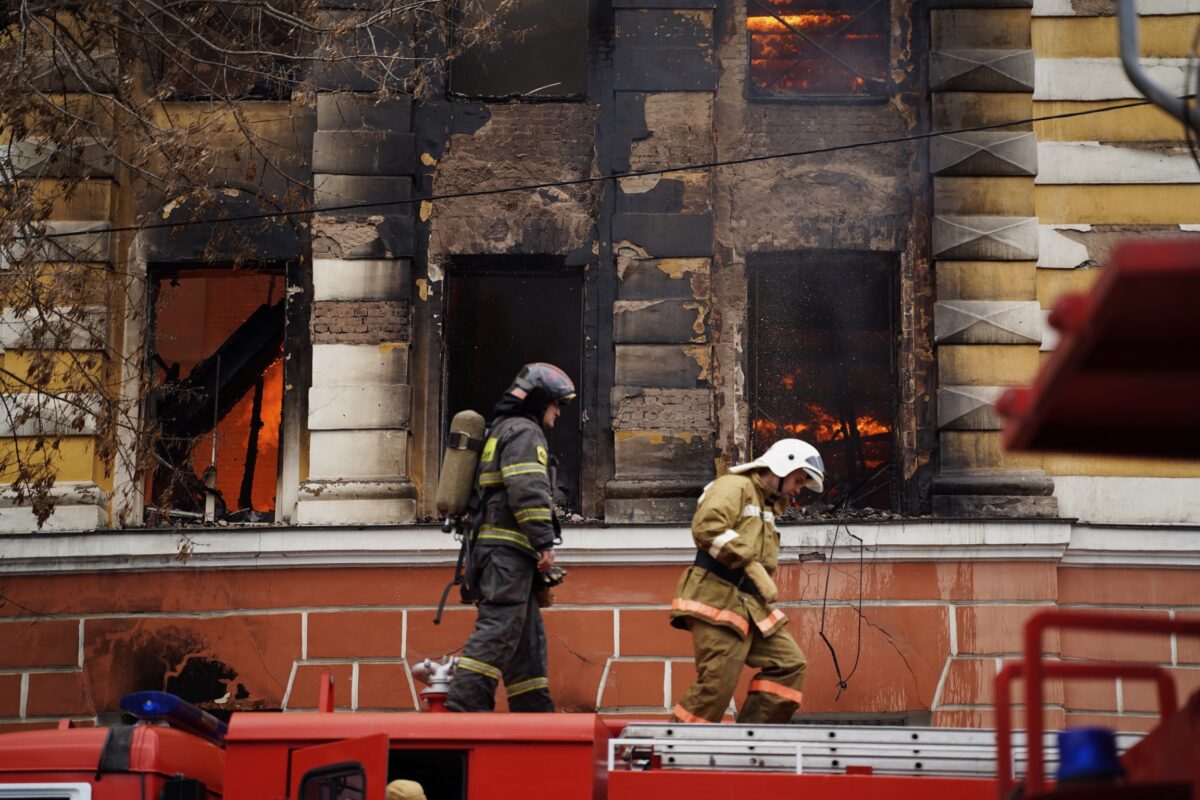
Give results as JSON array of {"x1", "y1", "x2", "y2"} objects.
[{"x1": 2, "y1": 561, "x2": 1198, "y2": 734}]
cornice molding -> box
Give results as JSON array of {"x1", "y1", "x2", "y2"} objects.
[{"x1": 3, "y1": 520, "x2": 1197, "y2": 574}]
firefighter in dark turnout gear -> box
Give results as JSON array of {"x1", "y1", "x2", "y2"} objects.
[{"x1": 446, "y1": 363, "x2": 577, "y2": 712}]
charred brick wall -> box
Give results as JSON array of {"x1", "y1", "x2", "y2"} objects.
[
  {"x1": 310, "y1": 300, "x2": 411, "y2": 345},
  {"x1": 605, "y1": 6, "x2": 720, "y2": 523},
  {"x1": 426, "y1": 103, "x2": 600, "y2": 258},
  {"x1": 612, "y1": 388, "x2": 713, "y2": 435}
]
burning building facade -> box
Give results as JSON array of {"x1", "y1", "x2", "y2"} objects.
[{"x1": 3, "y1": 0, "x2": 1200, "y2": 733}]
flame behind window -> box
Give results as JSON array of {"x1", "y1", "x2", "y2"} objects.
[
  {"x1": 747, "y1": 0, "x2": 887, "y2": 96},
  {"x1": 749, "y1": 252, "x2": 897, "y2": 510}
]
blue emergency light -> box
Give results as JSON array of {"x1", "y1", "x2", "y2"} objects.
[
  {"x1": 1056, "y1": 727, "x2": 1124, "y2": 785},
  {"x1": 120, "y1": 691, "x2": 228, "y2": 746}
]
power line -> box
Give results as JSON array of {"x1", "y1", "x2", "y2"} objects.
[{"x1": 22, "y1": 98, "x2": 1163, "y2": 241}]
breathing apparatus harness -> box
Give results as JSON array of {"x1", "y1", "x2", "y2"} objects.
[
  {"x1": 434, "y1": 424, "x2": 487, "y2": 626},
  {"x1": 432, "y1": 411, "x2": 566, "y2": 624}
]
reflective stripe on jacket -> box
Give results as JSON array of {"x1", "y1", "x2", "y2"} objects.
[
  {"x1": 670, "y1": 473, "x2": 788, "y2": 638},
  {"x1": 474, "y1": 415, "x2": 555, "y2": 556}
]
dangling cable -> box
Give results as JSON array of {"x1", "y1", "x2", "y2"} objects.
[{"x1": 817, "y1": 521, "x2": 866, "y2": 700}]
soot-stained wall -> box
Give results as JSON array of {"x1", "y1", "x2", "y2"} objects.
[{"x1": 408, "y1": 0, "x2": 933, "y2": 521}]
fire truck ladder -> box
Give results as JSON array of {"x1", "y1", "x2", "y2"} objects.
[{"x1": 608, "y1": 723, "x2": 1144, "y2": 778}]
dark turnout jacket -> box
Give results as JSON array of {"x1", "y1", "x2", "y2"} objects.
[{"x1": 474, "y1": 413, "x2": 556, "y2": 557}]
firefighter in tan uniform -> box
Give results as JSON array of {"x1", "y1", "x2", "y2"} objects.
[
  {"x1": 670, "y1": 438, "x2": 826, "y2": 724},
  {"x1": 446, "y1": 363, "x2": 576, "y2": 713}
]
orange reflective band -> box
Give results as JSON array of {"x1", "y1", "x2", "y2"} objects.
[
  {"x1": 748, "y1": 679, "x2": 804, "y2": 706},
  {"x1": 755, "y1": 608, "x2": 787, "y2": 634},
  {"x1": 672, "y1": 703, "x2": 710, "y2": 724},
  {"x1": 670, "y1": 598, "x2": 750, "y2": 636}
]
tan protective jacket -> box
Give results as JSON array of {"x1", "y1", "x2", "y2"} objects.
[{"x1": 670, "y1": 472, "x2": 788, "y2": 638}]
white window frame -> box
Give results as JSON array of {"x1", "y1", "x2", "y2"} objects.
[{"x1": 0, "y1": 784, "x2": 92, "y2": 799}]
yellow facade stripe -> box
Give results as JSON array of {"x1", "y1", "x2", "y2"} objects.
[
  {"x1": 938, "y1": 261, "x2": 1038, "y2": 302},
  {"x1": 935, "y1": 177, "x2": 1035, "y2": 216},
  {"x1": 1037, "y1": 267, "x2": 1102, "y2": 310},
  {"x1": 941, "y1": 431, "x2": 1045, "y2": 472},
  {"x1": 1034, "y1": 101, "x2": 1185, "y2": 141},
  {"x1": 153, "y1": 101, "x2": 310, "y2": 146},
  {"x1": 0, "y1": 436, "x2": 96, "y2": 482},
  {"x1": 2, "y1": 94, "x2": 117, "y2": 140},
  {"x1": 938, "y1": 345, "x2": 1041, "y2": 387},
  {"x1": 935, "y1": 92, "x2": 1033, "y2": 130},
  {"x1": 0, "y1": 264, "x2": 108, "y2": 305},
  {"x1": 0, "y1": 351, "x2": 104, "y2": 394},
  {"x1": 1033, "y1": 16, "x2": 1200, "y2": 59},
  {"x1": 1044, "y1": 454, "x2": 1200, "y2": 478},
  {"x1": 1036, "y1": 185, "x2": 1200, "y2": 225},
  {"x1": 977, "y1": 408, "x2": 1200, "y2": 476},
  {"x1": 30, "y1": 179, "x2": 112, "y2": 221}
]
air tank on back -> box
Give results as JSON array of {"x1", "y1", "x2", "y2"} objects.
[{"x1": 436, "y1": 409, "x2": 486, "y2": 531}]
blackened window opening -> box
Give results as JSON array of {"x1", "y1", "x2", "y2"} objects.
[
  {"x1": 445, "y1": 258, "x2": 583, "y2": 511},
  {"x1": 148, "y1": 268, "x2": 285, "y2": 523},
  {"x1": 749, "y1": 251, "x2": 897, "y2": 511},
  {"x1": 450, "y1": 0, "x2": 588, "y2": 99},
  {"x1": 747, "y1": 0, "x2": 888, "y2": 98}
]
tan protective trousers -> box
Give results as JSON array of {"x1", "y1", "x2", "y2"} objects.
[{"x1": 673, "y1": 617, "x2": 808, "y2": 724}]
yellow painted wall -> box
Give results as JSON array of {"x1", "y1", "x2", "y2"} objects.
[
  {"x1": 1025, "y1": 12, "x2": 1197, "y2": 485},
  {"x1": 1034, "y1": 101, "x2": 1185, "y2": 142},
  {"x1": 938, "y1": 261, "x2": 1037, "y2": 301},
  {"x1": 0, "y1": 351, "x2": 104, "y2": 394},
  {"x1": 1044, "y1": 454, "x2": 1200, "y2": 478},
  {"x1": 938, "y1": 345, "x2": 1041, "y2": 386},
  {"x1": 1037, "y1": 268, "x2": 1102, "y2": 310},
  {"x1": 33, "y1": 179, "x2": 112, "y2": 221},
  {"x1": 935, "y1": 177, "x2": 1036, "y2": 216},
  {"x1": 942, "y1": 431, "x2": 1044, "y2": 472},
  {"x1": 1036, "y1": 186, "x2": 1200, "y2": 225},
  {"x1": 1033, "y1": 15, "x2": 1200, "y2": 58},
  {"x1": 0, "y1": 437, "x2": 95, "y2": 483}
]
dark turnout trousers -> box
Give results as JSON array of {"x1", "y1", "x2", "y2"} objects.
[
  {"x1": 673, "y1": 617, "x2": 807, "y2": 724},
  {"x1": 446, "y1": 546, "x2": 554, "y2": 713}
]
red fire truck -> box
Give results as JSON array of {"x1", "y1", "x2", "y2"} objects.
[{"x1": 0, "y1": 608, "x2": 1197, "y2": 800}]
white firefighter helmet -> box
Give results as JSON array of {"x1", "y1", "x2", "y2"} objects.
[
  {"x1": 385, "y1": 780, "x2": 427, "y2": 800},
  {"x1": 729, "y1": 438, "x2": 825, "y2": 493}
]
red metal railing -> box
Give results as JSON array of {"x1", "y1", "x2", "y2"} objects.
[
  {"x1": 995, "y1": 661, "x2": 1176, "y2": 798},
  {"x1": 996, "y1": 609, "x2": 1200, "y2": 797}
]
